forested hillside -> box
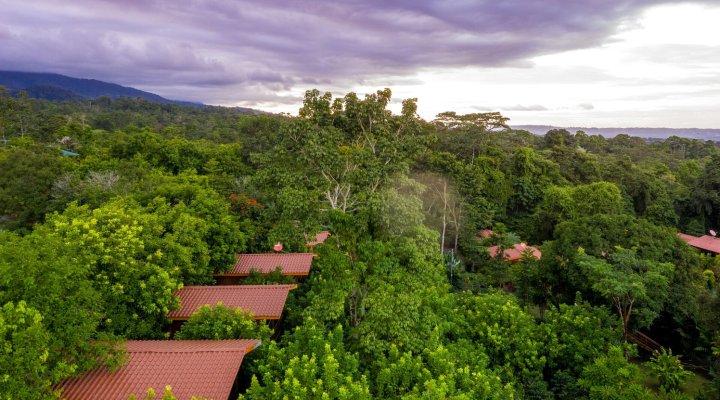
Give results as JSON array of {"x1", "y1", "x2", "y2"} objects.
[
  {"x1": 0, "y1": 71, "x2": 203, "y2": 107},
  {"x1": 2, "y1": 88, "x2": 720, "y2": 399}
]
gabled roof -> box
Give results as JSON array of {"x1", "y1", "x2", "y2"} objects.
[
  {"x1": 169, "y1": 285, "x2": 297, "y2": 320},
  {"x1": 56, "y1": 339, "x2": 260, "y2": 400},
  {"x1": 306, "y1": 231, "x2": 331, "y2": 248},
  {"x1": 681, "y1": 234, "x2": 720, "y2": 254},
  {"x1": 488, "y1": 243, "x2": 542, "y2": 262},
  {"x1": 217, "y1": 253, "x2": 314, "y2": 276}
]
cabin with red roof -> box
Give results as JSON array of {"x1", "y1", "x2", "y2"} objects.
[
  {"x1": 214, "y1": 253, "x2": 314, "y2": 284},
  {"x1": 478, "y1": 229, "x2": 494, "y2": 239},
  {"x1": 677, "y1": 232, "x2": 720, "y2": 254},
  {"x1": 56, "y1": 339, "x2": 260, "y2": 400},
  {"x1": 306, "y1": 230, "x2": 331, "y2": 248},
  {"x1": 487, "y1": 243, "x2": 542, "y2": 263},
  {"x1": 168, "y1": 285, "x2": 296, "y2": 333}
]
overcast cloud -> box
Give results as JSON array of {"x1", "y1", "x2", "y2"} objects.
[{"x1": 0, "y1": 0, "x2": 718, "y2": 127}]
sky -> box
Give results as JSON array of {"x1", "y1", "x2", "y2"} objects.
[{"x1": 0, "y1": 0, "x2": 719, "y2": 128}]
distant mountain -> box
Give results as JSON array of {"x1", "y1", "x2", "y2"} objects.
[
  {"x1": 513, "y1": 125, "x2": 720, "y2": 142},
  {"x1": 0, "y1": 71, "x2": 203, "y2": 107}
]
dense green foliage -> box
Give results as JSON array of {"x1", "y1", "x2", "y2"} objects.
[
  {"x1": 175, "y1": 304, "x2": 272, "y2": 341},
  {"x1": 645, "y1": 348, "x2": 693, "y2": 393},
  {"x1": 578, "y1": 346, "x2": 655, "y2": 400},
  {"x1": 1, "y1": 89, "x2": 719, "y2": 398},
  {"x1": 0, "y1": 301, "x2": 52, "y2": 399},
  {"x1": 241, "y1": 322, "x2": 371, "y2": 399}
]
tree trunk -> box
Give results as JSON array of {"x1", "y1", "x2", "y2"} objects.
[
  {"x1": 453, "y1": 202, "x2": 461, "y2": 251},
  {"x1": 440, "y1": 180, "x2": 447, "y2": 255}
]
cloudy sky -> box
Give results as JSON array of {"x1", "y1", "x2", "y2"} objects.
[{"x1": 1, "y1": 0, "x2": 718, "y2": 128}]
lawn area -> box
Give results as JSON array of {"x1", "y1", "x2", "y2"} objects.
[{"x1": 638, "y1": 362, "x2": 712, "y2": 398}]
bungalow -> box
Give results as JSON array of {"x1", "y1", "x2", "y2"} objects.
[
  {"x1": 487, "y1": 243, "x2": 542, "y2": 263},
  {"x1": 478, "y1": 229, "x2": 495, "y2": 239},
  {"x1": 214, "y1": 253, "x2": 314, "y2": 284},
  {"x1": 168, "y1": 285, "x2": 297, "y2": 333},
  {"x1": 677, "y1": 232, "x2": 720, "y2": 254},
  {"x1": 56, "y1": 339, "x2": 260, "y2": 400},
  {"x1": 479, "y1": 229, "x2": 541, "y2": 263}
]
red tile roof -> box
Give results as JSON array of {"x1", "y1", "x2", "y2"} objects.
[
  {"x1": 218, "y1": 253, "x2": 314, "y2": 276},
  {"x1": 478, "y1": 229, "x2": 494, "y2": 239},
  {"x1": 682, "y1": 234, "x2": 720, "y2": 254},
  {"x1": 488, "y1": 243, "x2": 542, "y2": 262},
  {"x1": 169, "y1": 285, "x2": 296, "y2": 320},
  {"x1": 56, "y1": 340, "x2": 260, "y2": 400},
  {"x1": 306, "y1": 231, "x2": 331, "y2": 247},
  {"x1": 677, "y1": 233, "x2": 700, "y2": 243}
]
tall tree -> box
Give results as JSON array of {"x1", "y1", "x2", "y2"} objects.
[
  {"x1": 578, "y1": 249, "x2": 673, "y2": 340},
  {"x1": 0, "y1": 145, "x2": 66, "y2": 231}
]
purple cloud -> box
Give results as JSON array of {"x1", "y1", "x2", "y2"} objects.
[{"x1": 0, "y1": 0, "x2": 711, "y2": 105}]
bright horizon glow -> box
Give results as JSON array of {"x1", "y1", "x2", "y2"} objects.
[{"x1": 242, "y1": 3, "x2": 720, "y2": 128}]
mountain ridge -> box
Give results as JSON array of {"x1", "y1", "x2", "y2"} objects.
[{"x1": 0, "y1": 70, "x2": 203, "y2": 107}]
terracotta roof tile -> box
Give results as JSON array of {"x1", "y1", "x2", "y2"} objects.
[
  {"x1": 677, "y1": 233, "x2": 700, "y2": 243},
  {"x1": 488, "y1": 243, "x2": 542, "y2": 262},
  {"x1": 219, "y1": 253, "x2": 314, "y2": 276},
  {"x1": 686, "y1": 234, "x2": 720, "y2": 254},
  {"x1": 56, "y1": 339, "x2": 259, "y2": 400},
  {"x1": 478, "y1": 229, "x2": 494, "y2": 239},
  {"x1": 169, "y1": 285, "x2": 296, "y2": 320},
  {"x1": 306, "y1": 231, "x2": 331, "y2": 247}
]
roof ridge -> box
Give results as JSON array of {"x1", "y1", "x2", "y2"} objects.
[
  {"x1": 126, "y1": 340, "x2": 261, "y2": 353},
  {"x1": 134, "y1": 348, "x2": 248, "y2": 353},
  {"x1": 236, "y1": 252, "x2": 315, "y2": 256},
  {"x1": 131, "y1": 348, "x2": 247, "y2": 354},
  {"x1": 182, "y1": 284, "x2": 297, "y2": 289}
]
